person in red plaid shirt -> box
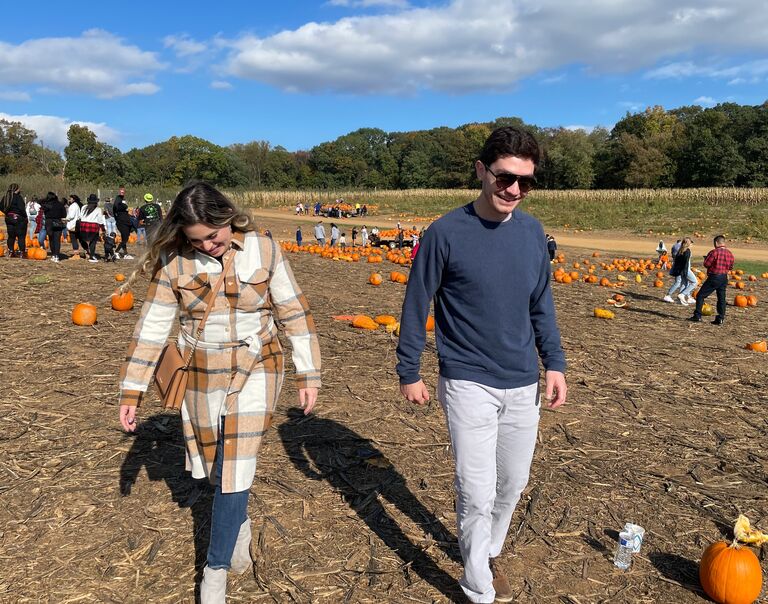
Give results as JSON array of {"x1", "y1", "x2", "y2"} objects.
[{"x1": 689, "y1": 235, "x2": 735, "y2": 325}]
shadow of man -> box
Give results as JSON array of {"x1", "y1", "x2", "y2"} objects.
[
  {"x1": 277, "y1": 407, "x2": 463, "y2": 601},
  {"x1": 119, "y1": 413, "x2": 213, "y2": 599}
]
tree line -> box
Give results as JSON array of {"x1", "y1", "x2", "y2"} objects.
[{"x1": 1, "y1": 101, "x2": 767, "y2": 190}]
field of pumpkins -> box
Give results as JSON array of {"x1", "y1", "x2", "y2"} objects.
[{"x1": 1, "y1": 220, "x2": 767, "y2": 603}]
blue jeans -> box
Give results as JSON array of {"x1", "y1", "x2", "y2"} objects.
[
  {"x1": 136, "y1": 227, "x2": 146, "y2": 244},
  {"x1": 37, "y1": 228, "x2": 47, "y2": 247},
  {"x1": 207, "y1": 417, "x2": 249, "y2": 569},
  {"x1": 681, "y1": 269, "x2": 697, "y2": 297}
]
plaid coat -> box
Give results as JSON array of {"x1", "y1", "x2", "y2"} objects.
[{"x1": 118, "y1": 231, "x2": 321, "y2": 492}]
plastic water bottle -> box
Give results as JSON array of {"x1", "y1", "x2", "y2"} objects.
[{"x1": 614, "y1": 531, "x2": 633, "y2": 570}]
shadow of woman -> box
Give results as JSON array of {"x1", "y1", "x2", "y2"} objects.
[
  {"x1": 119, "y1": 413, "x2": 213, "y2": 599},
  {"x1": 277, "y1": 407, "x2": 463, "y2": 601},
  {"x1": 648, "y1": 552, "x2": 706, "y2": 598}
]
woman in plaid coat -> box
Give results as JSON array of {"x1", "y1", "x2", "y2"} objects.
[{"x1": 117, "y1": 182, "x2": 321, "y2": 603}]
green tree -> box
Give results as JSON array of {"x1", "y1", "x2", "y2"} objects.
[
  {"x1": 0, "y1": 119, "x2": 65, "y2": 176},
  {"x1": 229, "y1": 141, "x2": 271, "y2": 188},
  {"x1": 541, "y1": 128, "x2": 598, "y2": 189}
]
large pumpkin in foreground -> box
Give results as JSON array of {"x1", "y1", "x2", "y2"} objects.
[
  {"x1": 699, "y1": 541, "x2": 762, "y2": 604},
  {"x1": 72, "y1": 303, "x2": 98, "y2": 326}
]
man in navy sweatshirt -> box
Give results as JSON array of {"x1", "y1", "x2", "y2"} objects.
[{"x1": 396, "y1": 126, "x2": 567, "y2": 603}]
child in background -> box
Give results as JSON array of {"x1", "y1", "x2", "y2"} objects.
[
  {"x1": 339, "y1": 232, "x2": 347, "y2": 250},
  {"x1": 296, "y1": 226, "x2": 303, "y2": 246}
]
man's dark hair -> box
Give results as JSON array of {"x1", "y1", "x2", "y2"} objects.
[
  {"x1": 714, "y1": 235, "x2": 726, "y2": 246},
  {"x1": 479, "y1": 127, "x2": 540, "y2": 166}
]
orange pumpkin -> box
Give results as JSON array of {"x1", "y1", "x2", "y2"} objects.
[
  {"x1": 699, "y1": 541, "x2": 762, "y2": 604},
  {"x1": 351, "y1": 315, "x2": 379, "y2": 330},
  {"x1": 734, "y1": 295, "x2": 749, "y2": 308},
  {"x1": 115, "y1": 273, "x2": 126, "y2": 282},
  {"x1": 111, "y1": 290, "x2": 135, "y2": 311},
  {"x1": 746, "y1": 295, "x2": 757, "y2": 307},
  {"x1": 746, "y1": 340, "x2": 767, "y2": 353},
  {"x1": 368, "y1": 272, "x2": 383, "y2": 286},
  {"x1": 390, "y1": 271, "x2": 408, "y2": 284},
  {"x1": 654, "y1": 279, "x2": 664, "y2": 288},
  {"x1": 425, "y1": 316, "x2": 435, "y2": 331},
  {"x1": 72, "y1": 303, "x2": 97, "y2": 326},
  {"x1": 374, "y1": 314, "x2": 397, "y2": 326}
]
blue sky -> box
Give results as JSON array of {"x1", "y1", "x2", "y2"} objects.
[{"x1": 1, "y1": 0, "x2": 766, "y2": 152}]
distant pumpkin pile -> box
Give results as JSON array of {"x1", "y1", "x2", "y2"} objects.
[{"x1": 280, "y1": 241, "x2": 412, "y2": 267}]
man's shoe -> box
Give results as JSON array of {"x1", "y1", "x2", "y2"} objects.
[
  {"x1": 123, "y1": 254, "x2": 134, "y2": 259},
  {"x1": 687, "y1": 316, "x2": 701, "y2": 322},
  {"x1": 489, "y1": 558, "x2": 514, "y2": 603},
  {"x1": 712, "y1": 318, "x2": 724, "y2": 325},
  {"x1": 663, "y1": 295, "x2": 674, "y2": 303}
]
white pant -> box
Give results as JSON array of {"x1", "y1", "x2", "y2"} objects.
[{"x1": 438, "y1": 377, "x2": 540, "y2": 603}]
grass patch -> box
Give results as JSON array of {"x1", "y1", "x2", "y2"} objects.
[
  {"x1": 28, "y1": 274, "x2": 53, "y2": 286},
  {"x1": 733, "y1": 260, "x2": 768, "y2": 276}
]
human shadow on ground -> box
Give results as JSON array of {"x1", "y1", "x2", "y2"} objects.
[
  {"x1": 119, "y1": 413, "x2": 213, "y2": 601},
  {"x1": 649, "y1": 553, "x2": 705, "y2": 597},
  {"x1": 624, "y1": 306, "x2": 681, "y2": 320},
  {"x1": 277, "y1": 407, "x2": 463, "y2": 601}
]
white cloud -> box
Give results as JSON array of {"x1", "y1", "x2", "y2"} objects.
[
  {"x1": 619, "y1": 101, "x2": 646, "y2": 112},
  {"x1": 218, "y1": 0, "x2": 768, "y2": 95},
  {"x1": 0, "y1": 112, "x2": 120, "y2": 150},
  {"x1": 210, "y1": 80, "x2": 233, "y2": 90},
  {"x1": 328, "y1": 0, "x2": 409, "y2": 7},
  {"x1": 0, "y1": 29, "x2": 164, "y2": 98},
  {"x1": 563, "y1": 125, "x2": 595, "y2": 133},
  {"x1": 163, "y1": 34, "x2": 207, "y2": 57},
  {"x1": 0, "y1": 90, "x2": 31, "y2": 101},
  {"x1": 694, "y1": 96, "x2": 717, "y2": 107},
  {"x1": 646, "y1": 58, "x2": 768, "y2": 82}
]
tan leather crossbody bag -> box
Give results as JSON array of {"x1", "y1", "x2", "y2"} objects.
[{"x1": 154, "y1": 252, "x2": 235, "y2": 410}]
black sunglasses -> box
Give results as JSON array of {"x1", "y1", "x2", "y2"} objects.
[{"x1": 484, "y1": 164, "x2": 537, "y2": 193}]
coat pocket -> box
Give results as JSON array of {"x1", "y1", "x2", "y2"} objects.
[
  {"x1": 237, "y1": 268, "x2": 270, "y2": 311},
  {"x1": 176, "y1": 273, "x2": 210, "y2": 316}
]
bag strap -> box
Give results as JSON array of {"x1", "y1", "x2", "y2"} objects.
[{"x1": 182, "y1": 249, "x2": 237, "y2": 369}]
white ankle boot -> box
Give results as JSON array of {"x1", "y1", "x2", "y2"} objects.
[
  {"x1": 230, "y1": 518, "x2": 252, "y2": 574},
  {"x1": 200, "y1": 566, "x2": 227, "y2": 604}
]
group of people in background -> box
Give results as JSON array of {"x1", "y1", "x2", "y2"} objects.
[
  {"x1": 660, "y1": 235, "x2": 735, "y2": 325},
  {"x1": 294, "y1": 200, "x2": 369, "y2": 218},
  {"x1": 2, "y1": 184, "x2": 166, "y2": 263}
]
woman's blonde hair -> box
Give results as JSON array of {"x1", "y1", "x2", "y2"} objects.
[
  {"x1": 124, "y1": 182, "x2": 255, "y2": 290},
  {"x1": 678, "y1": 237, "x2": 692, "y2": 255}
]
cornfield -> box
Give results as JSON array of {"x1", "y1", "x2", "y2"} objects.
[
  {"x1": 3, "y1": 172, "x2": 768, "y2": 239},
  {"x1": 230, "y1": 187, "x2": 768, "y2": 240}
]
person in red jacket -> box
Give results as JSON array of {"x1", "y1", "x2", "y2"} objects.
[{"x1": 689, "y1": 235, "x2": 735, "y2": 325}]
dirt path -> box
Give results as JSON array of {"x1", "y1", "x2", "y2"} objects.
[{"x1": 251, "y1": 208, "x2": 768, "y2": 263}]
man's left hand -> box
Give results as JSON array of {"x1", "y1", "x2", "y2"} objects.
[{"x1": 543, "y1": 370, "x2": 567, "y2": 409}]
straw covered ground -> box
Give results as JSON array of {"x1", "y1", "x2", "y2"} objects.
[{"x1": 1, "y1": 219, "x2": 767, "y2": 603}]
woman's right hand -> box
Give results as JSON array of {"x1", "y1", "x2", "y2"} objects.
[{"x1": 119, "y1": 405, "x2": 138, "y2": 432}]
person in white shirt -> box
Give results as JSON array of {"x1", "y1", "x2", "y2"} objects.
[
  {"x1": 79, "y1": 194, "x2": 106, "y2": 262},
  {"x1": 361, "y1": 226, "x2": 368, "y2": 247},
  {"x1": 313, "y1": 221, "x2": 326, "y2": 246},
  {"x1": 26, "y1": 198, "x2": 41, "y2": 239}
]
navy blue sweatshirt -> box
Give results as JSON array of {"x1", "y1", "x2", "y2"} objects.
[{"x1": 396, "y1": 202, "x2": 566, "y2": 388}]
